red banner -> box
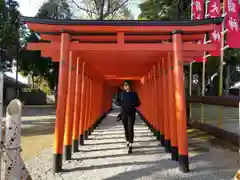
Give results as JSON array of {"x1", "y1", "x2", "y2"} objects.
[
  {"x1": 208, "y1": 0, "x2": 221, "y2": 56},
  {"x1": 192, "y1": 0, "x2": 205, "y2": 62},
  {"x1": 225, "y1": 0, "x2": 240, "y2": 48},
  {"x1": 192, "y1": 0, "x2": 205, "y2": 19}
]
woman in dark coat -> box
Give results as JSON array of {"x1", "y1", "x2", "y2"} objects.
[{"x1": 116, "y1": 81, "x2": 141, "y2": 154}]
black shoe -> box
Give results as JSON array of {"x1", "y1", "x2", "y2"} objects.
[
  {"x1": 128, "y1": 143, "x2": 132, "y2": 154},
  {"x1": 116, "y1": 116, "x2": 121, "y2": 121}
]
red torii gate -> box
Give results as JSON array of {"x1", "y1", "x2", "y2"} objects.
[{"x1": 21, "y1": 16, "x2": 222, "y2": 174}]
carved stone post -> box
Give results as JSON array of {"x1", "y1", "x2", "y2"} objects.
[{"x1": 4, "y1": 99, "x2": 31, "y2": 180}]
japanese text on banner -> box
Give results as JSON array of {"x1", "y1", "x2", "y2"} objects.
[
  {"x1": 193, "y1": 0, "x2": 205, "y2": 19},
  {"x1": 192, "y1": 0, "x2": 205, "y2": 62},
  {"x1": 225, "y1": 0, "x2": 240, "y2": 48},
  {"x1": 208, "y1": 0, "x2": 221, "y2": 56}
]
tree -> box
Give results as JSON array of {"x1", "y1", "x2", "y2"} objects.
[
  {"x1": 138, "y1": 0, "x2": 190, "y2": 20},
  {"x1": 0, "y1": 0, "x2": 20, "y2": 72},
  {"x1": 36, "y1": 0, "x2": 72, "y2": 19},
  {"x1": 19, "y1": 0, "x2": 73, "y2": 91},
  {"x1": 71, "y1": 0, "x2": 133, "y2": 20}
]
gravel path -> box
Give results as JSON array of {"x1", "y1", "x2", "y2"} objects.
[{"x1": 25, "y1": 109, "x2": 239, "y2": 180}]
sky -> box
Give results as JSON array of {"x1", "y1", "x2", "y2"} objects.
[{"x1": 16, "y1": 0, "x2": 142, "y2": 19}]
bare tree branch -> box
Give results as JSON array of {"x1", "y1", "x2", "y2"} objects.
[
  {"x1": 93, "y1": 0, "x2": 101, "y2": 15},
  {"x1": 71, "y1": 0, "x2": 97, "y2": 15},
  {"x1": 85, "y1": 1, "x2": 95, "y2": 19},
  {"x1": 105, "y1": 0, "x2": 111, "y2": 16},
  {"x1": 103, "y1": 0, "x2": 129, "y2": 19},
  {"x1": 99, "y1": 0, "x2": 105, "y2": 20}
]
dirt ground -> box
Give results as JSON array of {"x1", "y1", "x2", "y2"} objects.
[
  {"x1": 21, "y1": 106, "x2": 56, "y2": 161},
  {"x1": 3, "y1": 106, "x2": 56, "y2": 161},
  {"x1": 21, "y1": 132, "x2": 54, "y2": 161}
]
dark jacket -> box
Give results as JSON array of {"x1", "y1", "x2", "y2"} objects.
[{"x1": 116, "y1": 91, "x2": 141, "y2": 109}]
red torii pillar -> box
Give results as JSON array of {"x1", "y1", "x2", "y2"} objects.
[
  {"x1": 72, "y1": 58, "x2": 83, "y2": 152},
  {"x1": 53, "y1": 33, "x2": 70, "y2": 173},
  {"x1": 172, "y1": 30, "x2": 189, "y2": 172},
  {"x1": 79, "y1": 62, "x2": 86, "y2": 146},
  {"x1": 157, "y1": 62, "x2": 165, "y2": 146},
  {"x1": 64, "y1": 51, "x2": 77, "y2": 160},
  {"x1": 166, "y1": 52, "x2": 178, "y2": 161}
]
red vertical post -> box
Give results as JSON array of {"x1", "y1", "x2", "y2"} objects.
[
  {"x1": 151, "y1": 69, "x2": 157, "y2": 136},
  {"x1": 157, "y1": 62, "x2": 165, "y2": 146},
  {"x1": 145, "y1": 76, "x2": 148, "y2": 120},
  {"x1": 99, "y1": 83, "x2": 103, "y2": 117},
  {"x1": 162, "y1": 58, "x2": 170, "y2": 152},
  {"x1": 84, "y1": 76, "x2": 90, "y2": 140},
  {"x1": 93, "y1": 82, "x2": 100, "y2": 129},
  {"x1": 141, "y1": 79, "x2": 144, "y2": 116},
  {"x1": 150, "y1": 71, "x2": 155, "y2": 131},
  {"x1": 89, "y1": 80, "x2": 96, "y2": 134},
  {"x1": 72, "y1": 58, "x2": 82, "y2": 152},
  {"x1": 147, "y1": 73, "x2": 152, "y2": 127},
  {"x1": 153, "y1": 65, "x2": 160, "y2": 140},
  {"x1": 172, "y1": 30, "x2": 189, "y2": 173},
  {"x1": 64, "y1": 52, "x2": 77, "y2": 160},
  {"x1": 53, "y1": 33, "x2": 70, "y2": 173},
  {"x1": 102, "y1": 82, "x2": 105, "y2": 114},
  {"x1": 167, "y1": 52, "x2": 178, "y2": 161},
  {"x1": 87, "y1": 78, "x2": 93, "y2": 135},
  {"x1": 96, "y1": 83, "x2": 100, "y2": 119},
  {"x1": 79, "y1": 62, "x2": 86, "y2": 146},
  {"x1": 142, "y1": 78, "x2": 145, "y2": 118},
  {"x1": 163, "y1": 58, "x2": 171, "y2": 153}
]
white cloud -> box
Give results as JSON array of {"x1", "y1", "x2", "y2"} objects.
[{"x1": 17, "y1": 0, "x2": 46, "y2": 16}]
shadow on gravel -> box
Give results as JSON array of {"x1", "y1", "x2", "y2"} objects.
[
  {"x1": 21, "y1": 119, "x2": 55, "y2": 137},
  {"x1": 72, "y1": 149, "x2": 165, "y2": 162},
  {"x1": 89, "y1": 133, "x2": 154, "y2": 140},
  {"x1": 188, "y1": 128, "x2": 238, "y2": 152},
  {"x1": 100, "y1": 159, "x2": 176, "y2": 180},
  {"x1": 82, "y1": 136, "x2": 213, "y2": 159},
  {"x1": 80, "y1": 144, "x2": 161, "y2": 152},
  {"x1": 21, "y1": 118, "x2": 55, "y2": 125},
  {"x1": 63, "y1": 159, "x2": 175, "y2": 173},
  {"x1": 100, "y1": 160, "x2": 236, "y2": 180},
  {"x1": 95, "y1": 126, "x2": 147, "y2": 132},
  {"x1": 91, "y1": 131, "x2": 151, "y2": 136},
  {"x1": 188, "y1": 142, "x2": 210, "y2": 153},
  {"x1": 85, "y1": 139, "x2": 157, "y2": 146},
  {"x1": 22, "y1": 126, "x2": 54, "y2": 137},
  {"x1": 22, "y1": 107, "x2": 56, "y2": 117}
]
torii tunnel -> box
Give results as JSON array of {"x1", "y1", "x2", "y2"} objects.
[{"x1": 21, "y1": 17, "x2": 223, "y2": 174}]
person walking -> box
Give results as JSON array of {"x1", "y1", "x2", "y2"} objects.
[{"x1": 116, "y1": 81, "x2": 141, "y2": 154}]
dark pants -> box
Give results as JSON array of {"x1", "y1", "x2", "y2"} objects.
[{"x1": 121, "y1": 109, "x2": 136, "y2": 143}]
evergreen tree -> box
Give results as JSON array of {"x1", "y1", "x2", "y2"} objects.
[{"x1": 0, "y1": 0, "x2": 20, "y2": 72}]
